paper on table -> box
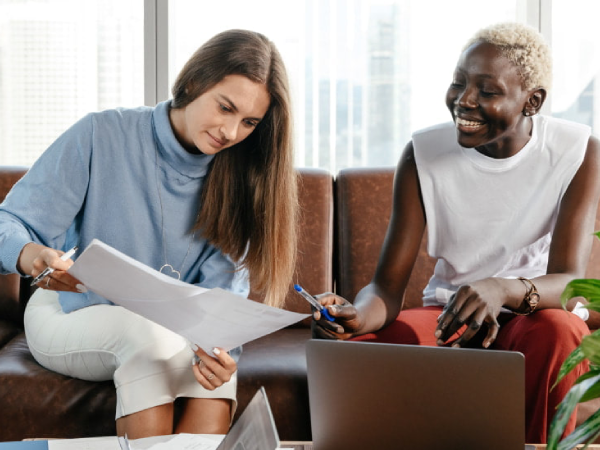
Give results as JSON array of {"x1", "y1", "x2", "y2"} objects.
[
  {"x1": 45, "y1": 435, "x2": 295, "y2": 450},
  {"x1": 68, "y1": 239, "x2": 309, "y2": 352},
  {"x1": 131, "y1": 434, "x2": 223, "y2": 450},
  {"x1": 47, "y1": 436, "x2": 122, "y2": 450},
  {"x1": 46, "y1": 435, "x2": 222, "y2": 450},
  {"x1": 216, "y1": 387, "x2": 279, "y2": 450}
]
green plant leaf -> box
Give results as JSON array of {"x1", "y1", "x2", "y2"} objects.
[
  {"x1": 582, "y1": 334, "x2": 600, "y2": 366},
  {"x1": 581, "y1": 379, "x2": 600, "y2": 403},
  {"x1": 574, "y1": 366, "x2": 600, "y2": 382},
  {"x1": 585, "y1": 302, "x2": 600, "y2": 314},
  {"x1": 547, "y1": 372, "x2": 600, "y2": 449},
  {"x1": 561, "y1": 279, "x2": 600, "y2": 306},
  {"x1": 556, "y1": 407, "x2": 600, "y2": 450},
  {"x1": 576, "y1": 367, "x2": 600, "y2": 407},
  {"x1": 554, "y1": 330, "x2": 600, "y2": 388},
  {"x1": 554, "y1": 345, "x2": 586, "y2": 388}
]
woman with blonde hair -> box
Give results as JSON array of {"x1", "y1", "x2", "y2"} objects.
[
  {"x1": 0, "y1": 29, "x2": 297, "y2": 438},
  {"x1": 312, "y1": 22, "x2": 600, "y2": 443}
]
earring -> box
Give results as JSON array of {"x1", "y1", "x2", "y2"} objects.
[{"x1": 523, "y1": 111, "x2": 530, "y2": 116}]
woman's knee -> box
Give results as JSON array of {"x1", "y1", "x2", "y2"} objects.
[
  {"x1": 175, "y1": 398, "x2": 232, "y2": 434},
  {"x1": 529, "y1": 310, "x2": 589, "y2": 343},
  {"x1": 506, "y1": 310, "x2": 589, "y2": 361},
  {"x1": 352, "y1": 306, "x2": 442, "y2": 345}
]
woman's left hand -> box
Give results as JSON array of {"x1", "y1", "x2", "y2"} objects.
[
  {"x1": 434, "y1": 279, "x2": 504, "y2": 348},
  {"x1": 192, "y1": 346, "x2": 237, "y2": 390}
]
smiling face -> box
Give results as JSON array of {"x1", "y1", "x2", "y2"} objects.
[
  {"x1": 169, "y1": 74, "x2": 271, "y2": 155},
  {"x1": 445, "y1": 42, "x2": 543, "y2": 158}
]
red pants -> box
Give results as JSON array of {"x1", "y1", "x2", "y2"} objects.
[{"x1": 351, "y1": 306, "x2": 590, "y2": 444}]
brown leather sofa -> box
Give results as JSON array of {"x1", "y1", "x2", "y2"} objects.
[{"x1": 1, "y1": 166, "x2": 599, "y2": 442}]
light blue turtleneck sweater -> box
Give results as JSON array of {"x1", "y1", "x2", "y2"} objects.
[{"x1": 0, "y1": 100, "x2": 249, "y2": 313}]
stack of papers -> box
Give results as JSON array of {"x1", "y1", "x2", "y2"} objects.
[
  {"x1": 37, "y1": 435, "x2": 294, "y2": 450},
  {"x1": 68, "y1": 239, "x2": 309, "y2": 352},
  {"x1": 42, "y1": 435, "x2": 219, "y2": 450},
  {"x1": 41, "y1": 388, "x2": 289, "y2": 450}
]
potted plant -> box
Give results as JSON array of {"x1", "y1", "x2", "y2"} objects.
[{"x1": 548, "y1": 233, "x2": 600, "y2": 449}]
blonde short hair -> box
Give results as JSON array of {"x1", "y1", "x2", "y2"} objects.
[{"x1": 463, "y1": 22, "x2": 552, "y2": 91}]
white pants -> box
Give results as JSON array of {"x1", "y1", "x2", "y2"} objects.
[{"x1": 24, "y1": 289, "x2": 237, "y2": 420}]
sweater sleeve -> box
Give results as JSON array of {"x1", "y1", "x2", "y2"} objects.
[
  {"x1": 195, "y1": 246, "x2": 250, "y2": 298},
  {"x1": 0, "y1": 114, "x2": 93, "y2": 274}
]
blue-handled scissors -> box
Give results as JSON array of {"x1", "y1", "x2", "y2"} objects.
[{"x1": 294, "y1": 284, "x2": 335, "y2": 322}]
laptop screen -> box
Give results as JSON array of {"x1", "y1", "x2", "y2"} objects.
[{"x1": 306, "y1": 339, "x2": 525, "y2": 450}]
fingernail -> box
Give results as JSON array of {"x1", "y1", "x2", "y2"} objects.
[
  {"x1": 76, "y1": 284, "x2": 88, "y2": 293},
  {"x1": 452, "y1": 343, "x2": 460, "y2": 348},
  {"x1": 434, "y1": 330, "x2": 441, "y2": 338},
  {"x1": 191, "y1": 343, "x2": 199, "y2": 352},
  {"x1": 212, "y1": 347, "x2": 221, "y2": 355}
]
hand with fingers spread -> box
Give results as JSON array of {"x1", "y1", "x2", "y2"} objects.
[
  {"x1": 191, "y1": 345, "x2": 237, "y2": 390},
  {"x1": 310, "y1": 292, "x2": 363, "y2": 340},
  {"x1": 434, "y1": 279, "x2": 504, "y2": 348},
  {"x1": 19, "y1": 243, "x2": 85, "y2": 293}
]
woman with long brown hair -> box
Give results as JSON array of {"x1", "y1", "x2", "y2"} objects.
[{"x1": 0, "y1": 29, "x2": 297, "y2": 438}]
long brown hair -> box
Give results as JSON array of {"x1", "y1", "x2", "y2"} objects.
[{"x1": 171, "y1": 29, "x2": 297, "y2": 308}]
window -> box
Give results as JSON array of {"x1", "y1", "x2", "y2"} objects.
[
  {"x1": 169, "y1": 0, "x2": 519, "y2": 172},
  {"x1": 0, "y1": 0, "x2": 143, "y2": 166},
  {"x1": 550, "y1": 0, "x2": 600, "y2": 132},
  {"x1": 1, "y1": 1, "x2": 598, "y2": 170}
]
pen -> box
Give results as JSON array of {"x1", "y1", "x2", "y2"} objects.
[
  {"x1": 293, "y1": 284, "x2": 335, "y2": 321},
  {"x1": 118, "y1": 434, "x2": 132, "y2": 450},
  {"x1": 30, "y1": 246, "x2": 78, "y2": 286}
]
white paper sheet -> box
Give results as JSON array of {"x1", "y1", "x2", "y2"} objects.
[
  {"x1": 132, "y1": 434, "x2": 223, "y2": 450},
  {"x1": 46, "y1": 435, "x2": 294, "y2": 450},
  {"x1": 47, "y1": 436, "x2": 122, "y2": 450},
  {"x1": 68, "y1": 239, "x2": 309, "y2": 352},
  {"x1": 46, "y1": 435, "x2": 222, "y2": 450}
]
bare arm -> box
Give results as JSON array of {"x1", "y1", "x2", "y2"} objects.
[
  {"x1": 436, "y1": 135, "x2": 600, "y2": 347},
  {"x1": 533, "y1": 135, "x2": 600, "y2": 309},
  {"x1": 352, "y1": 141, "x2": 426, "y2": 332},
  {"x1": 313, "y1": 141, "x2": 426, "y2": 339}
]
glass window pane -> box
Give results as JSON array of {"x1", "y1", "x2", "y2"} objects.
[
  {"x1": 0, "y1": 0, "x2": 144, "y2": 166},
  {"x1": 169, "y1": 0, "x2": 519, "y2": 172},
  {"x1": 551, "y1": 0, "x2": 600, "y2": 134}
]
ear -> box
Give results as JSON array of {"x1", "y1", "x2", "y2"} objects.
[{"x1": 523, "y1": 88, "x2": 547, "y2": 116}]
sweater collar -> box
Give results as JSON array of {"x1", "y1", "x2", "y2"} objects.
[{"x1": 151, "y1": 100, "x2": 215, "y2": 179}]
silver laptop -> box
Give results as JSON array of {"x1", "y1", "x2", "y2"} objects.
[{"x1": 306, "y1": 339, "x2": 526, "y2": 450}]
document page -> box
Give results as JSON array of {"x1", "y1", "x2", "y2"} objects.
[
  {"x1": 46, "y1": 434, "x2": 295, "y2": 450},
  {"x1": 68, "y1": 239, "x2": 309, "y2": 352},
  {"x1": 46, "y1": 435, "x2": 221, "y2": 450},
  {"x1": 48, "y1": 436, "x2": 122, "y2": 450},
  {"x1": 215, "y1": 387, "x2": 279, "y2": 450}
]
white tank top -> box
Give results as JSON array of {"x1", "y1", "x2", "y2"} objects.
[{"x1": 413, "y1": 115, "x2": 590, "y2": 306}]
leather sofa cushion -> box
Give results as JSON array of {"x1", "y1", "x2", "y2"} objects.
[{"x1": 335, "y1": 167, "x2": 435, "y2": 309}]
